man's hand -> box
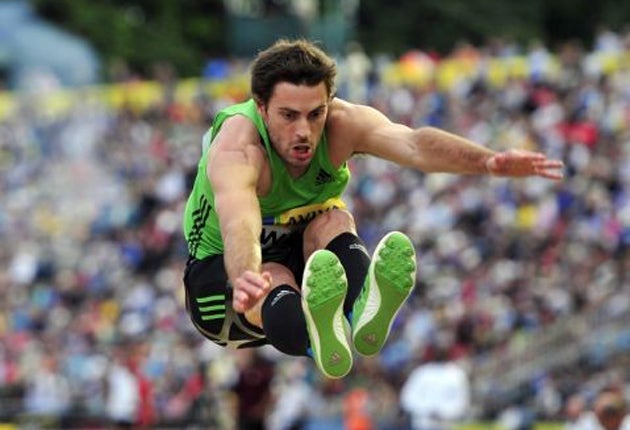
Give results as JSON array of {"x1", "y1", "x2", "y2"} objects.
[
  {"x1": 486, "y1": 149, "x2": 564, "y2": 180},
  {"x1": 232, "y1": 271, "x2": 272, "y2": 313}
]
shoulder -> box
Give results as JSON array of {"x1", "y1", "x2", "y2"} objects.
[
  {"x1": 326, "y1": 97, "x2": 365, "y2": 131},
  {"x1": 325, "y1": 97, "x2": 394, "y2": 157},
  {"x1": 209, "y1": 114, "x2": 266, "y2": 168},
  {"x1": 328, "y1": 97, "x2": 390, "y2": 124},
  {"x1": 215, "y1": 114, "x2": 260, "y2": 143},
  {"x1": 325, "y1": 98, "x2": 370, "y2": 151}
]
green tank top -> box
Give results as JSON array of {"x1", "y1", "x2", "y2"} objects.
[{"x1": 183, "y1": 99, "x2": 351, "y2": 259}]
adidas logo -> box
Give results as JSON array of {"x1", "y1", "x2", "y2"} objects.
[
  {"x1": 270, "y1": 289, "x2": 293, "y2": 306},
  {"x1": 328, "y1": 351, "x2": 342, "y2": 366},
  {"x1": 315, "y1": 168, "x2": 333, "y2": 185},
  {"x1": 349, "y1": 243, "x2": 369, "y2": 256},
  {"x1": 362, "y1": 333, "x2": 378, "y2": 346}
]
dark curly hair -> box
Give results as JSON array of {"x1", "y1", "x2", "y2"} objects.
[{"x1": 250, "y1": 39, "x2": 337, "y2": 106}]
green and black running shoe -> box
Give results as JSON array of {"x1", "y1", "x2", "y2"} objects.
[
  {"x1": 351, "y1": 231, "x2": 417, "y2": 356},
  {"x1": 301, "y1": 250, "x2": 353, "y2": 379}
]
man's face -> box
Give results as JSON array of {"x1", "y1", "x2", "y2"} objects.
[
  {"x1": 258, "y1": 82, "x2": 329, "y2": 174},
  {"x1": 595, "y1": 393, "x2": 627, "y2": 430}
]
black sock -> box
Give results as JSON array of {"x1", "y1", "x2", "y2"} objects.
[
  {"x1": 326, "y1": 232, "x2": 371, "y2": 321},
  {"x1": 261, "y1": 285, "x2": 309, "y2": 356}
]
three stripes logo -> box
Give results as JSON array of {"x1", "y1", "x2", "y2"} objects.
[
  {"x1": 196, "y1": 294, "x2": 225, "y2": 321},
  {"x1": 315, "y1": 168, "x2": 333, "y2": 186},
  {"x1": 328, "y1": 351, "x2": 343, "y2": 366},
  {"x1": 361, "y1": 333, "x2": 378, "y2": 346},
  {"x1": 188, "y1": 195, "x2": 212, "y2": 256}
]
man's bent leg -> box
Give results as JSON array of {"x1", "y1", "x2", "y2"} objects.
[
  {"x1": 184, "y1": 255, "x2": 266, "y2": 348},
  {"x1": 301, "y1": 250, "x2": 352, "y2": 379},
  {"x1": 325, "y1": 233, "x2": 370, "y2": 319},
  {"x1": 304, "y1": 210, "x2": 370, "y2": 321},
  {"x1": 250, "y1": 263, "x2": 311, "y2": 356},
  {"x1": 352, "y1": 231, "x2": 417, "y2": 356},
  {"x1": 261, "y1": 285, "x2": 310, "y2": 355}
]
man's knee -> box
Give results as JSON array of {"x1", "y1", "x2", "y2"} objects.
[
  {"x1": 244, "y1": 262, "x2": 298, "y2": 327},
  {"x1": 303, "y1": 209, "x2": 356, "y2": 254}
]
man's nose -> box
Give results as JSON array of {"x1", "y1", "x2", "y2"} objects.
[{"x1": 295, "y1": 117, "x2": 310, "y2": 140}]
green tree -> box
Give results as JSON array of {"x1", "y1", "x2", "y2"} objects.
[
  {"x1": 32, "y1": 0, "x2": 630, "y2": 79},
  {"x1": 358, "y1": 0, "x2": 542, "y2": 55},
  {"x1": 33, "y1": 0, "x2": 226, "y2": 80},
  {"x1": 357, "y1": 0, "x2": 630, "y2": 55}
]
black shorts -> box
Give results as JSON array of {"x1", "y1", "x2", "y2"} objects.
[{"x1": 183, "y1": 231, "x2": 305, "y2": 348}]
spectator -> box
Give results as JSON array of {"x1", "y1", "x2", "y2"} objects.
[
  {"x1": 267, "y1": 360, "x2": 313, "y2": 430},
  {"x1": 400, "y1": 345, "x2": 471, "y2": 430},
  {"x1": 343, "y1": 387, "x2": 374, "y2": 430},
  {"x1": 104, "y1": 346, "x2": 142, "y2": 429},
  {"x1": 22, "y1": 354, "x2": 71, "y2": 427},
  {"x1": 567, "y1": 389, "x2": 630, "y2": 430},
  {"x1": 564, "y1": 393, "x2": 589, "y2": 429},
  {"x1": 231, "y1": 349, "x2": 276, "y2": 430}
]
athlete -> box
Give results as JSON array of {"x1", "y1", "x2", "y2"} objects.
[{"x1": 182, "y1": 39, "x2": 564, "y2": 379}]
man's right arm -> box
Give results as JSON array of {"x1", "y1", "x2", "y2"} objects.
[{"x1": 207, "y1": 116, "x2": 271, "y2": 312}]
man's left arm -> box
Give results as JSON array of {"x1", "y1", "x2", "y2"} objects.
[{"x1": 347, "y1": 102, "x2": 564, "y2": 180}]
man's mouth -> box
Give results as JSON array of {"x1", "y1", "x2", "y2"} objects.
[{"x1": 291, "y1": 145, "x2": 312, "y2": 160}]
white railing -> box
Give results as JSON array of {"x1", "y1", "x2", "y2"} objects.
[{"x1": 471, "y1": 300, "x2": 630, "y2": 408}]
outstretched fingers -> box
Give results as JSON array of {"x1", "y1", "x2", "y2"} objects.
[
  {"x1": 532, "y1": 159, "x2": 564, "y2": 180},
  {"x1": 232, "y1": 271, "x2": 272, "y2": 313},
  {"x1": 488, "y1": 150, "x2": 564, "y2": 179}
]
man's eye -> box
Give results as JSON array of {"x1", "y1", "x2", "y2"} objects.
[{"x1": 309, "y1": 110, "x2": 324, "y2": 120}]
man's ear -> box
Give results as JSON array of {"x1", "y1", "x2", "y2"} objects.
[
  {"x1": 254, "y1": 98, "x2": 265, "y2": 114},
  {"x1": 255, "y1": 99, "x2": 268, "y2": 125}
]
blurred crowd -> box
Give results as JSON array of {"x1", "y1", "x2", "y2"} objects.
[{"x1": 2, "y1": 27, "x2": 630, "y2": 429}]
